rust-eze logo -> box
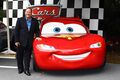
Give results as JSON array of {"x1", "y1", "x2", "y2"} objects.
[{"x1": 30, "y1": 5, "x2": 61, "y2": 20}]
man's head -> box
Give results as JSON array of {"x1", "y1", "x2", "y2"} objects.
[{"x1": 25, "y1": 8, "x2": 32, "y2": 19}]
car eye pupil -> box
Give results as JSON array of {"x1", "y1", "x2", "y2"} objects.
[
  {"x1": 53, "y1": 27, "x2": 61, "y2": 33},
  {"x1": 67, "y1": 27, "x2": 73, "y2": 32}
]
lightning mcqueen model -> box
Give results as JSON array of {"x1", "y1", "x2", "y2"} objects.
[{"x1": 33, "y1": 17, "x2": 106, "y2": 71}]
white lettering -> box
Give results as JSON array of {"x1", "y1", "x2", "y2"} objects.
[{"x1": 37, "y1": 9, "x2": 56, "y2": 16}]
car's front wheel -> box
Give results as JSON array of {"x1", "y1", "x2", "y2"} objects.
[{"x1": 33, "y1": 55, "x2": 41, "y2": 72}]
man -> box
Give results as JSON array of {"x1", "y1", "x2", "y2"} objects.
[{"x1": 14, "y1": 8, "x2": 40, "y2": 76}]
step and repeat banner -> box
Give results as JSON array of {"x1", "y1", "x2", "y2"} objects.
[{"x1": 3, "y1": 0, "x2": 104, "y2": 36}]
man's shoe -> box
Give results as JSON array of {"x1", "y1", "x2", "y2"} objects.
[
  {"x1": 24, "y1": 70, "x2": 31, "y2": 76},
  {"x1": 18, "y1": 69, "x2": 23, "y2": 74}
]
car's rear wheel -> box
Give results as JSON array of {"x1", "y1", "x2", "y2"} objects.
[
  {"x1": 0, "y1": 39, "x2": 7, "y2": 52},
  {"x1": 0, "y1": 39, "x2": 2, "y2": 51}
]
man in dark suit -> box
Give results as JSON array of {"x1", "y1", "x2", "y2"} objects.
[{"x1": 14, "y1": 8, "x2": 40, "y2": 76}]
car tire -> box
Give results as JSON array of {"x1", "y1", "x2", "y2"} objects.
[
  {"x1": 101, "y1": 57, "x2": 106, "y2": 69},
  {"x1": 10, "y1": 29, "x2": 16, "y2": 51},
  {"x1": 97, "y1": 57, "x2": 106, "y2": 70},
  {"x1": 0, "y1": 39, "x2": 2, "y2": 51},
  {"x1": 0, "y1": 39, "x2": 6, "y2": 52},
  {"x1": 33, "y1": 55, "x2": 41, "y2": 72}
]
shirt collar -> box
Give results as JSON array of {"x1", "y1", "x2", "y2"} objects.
[{"x1": 25, "y1": 17, "x2": 32, "y2": 21}]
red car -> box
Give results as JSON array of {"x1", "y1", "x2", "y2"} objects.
[{"x1": 33, "y1": 17, "x2": 106, "y2": 71}]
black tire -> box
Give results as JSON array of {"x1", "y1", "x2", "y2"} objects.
[
  {"x1": 97, "y1": 57, "x2": 106, "y2": 70},
  {"x1": 0, "y1": 38, "x2": 7, "y2": 52},
  {"x1": 0, "y1": 39, "x2": 2, "y2": 51},
  {"x1": 10, "y1": 29, "x2": 16, "y2": 51},
  {"x1": 33, "y1": 55, "x2": 40, "y2": 72},
  {"x1": 101, "y1": 57, "x2": 106, "y2": 69}
]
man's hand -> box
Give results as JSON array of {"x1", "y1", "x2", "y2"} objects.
[
  {"x1": 36, "y1": 37, "x2": 42, "y2": 41},
  {"x1": 15, "y1": 42, "x2": 20, "y2": 47}
]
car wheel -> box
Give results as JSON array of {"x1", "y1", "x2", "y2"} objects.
[
  {"x1": 101, "y1": 57, "x2": 106, "y2": 69},
  {"x1": 33, "y1": 55, "x2": 41, "y2": 72},
  {"x1": 0, "y1": 39, "x2": 2, "y2": 51},
  {"x1": 0, "y1": 39, "x2": 6, "y2": 52},
  {"x1": 97, "y1": 57, "x2": 106, "y2": 70}
]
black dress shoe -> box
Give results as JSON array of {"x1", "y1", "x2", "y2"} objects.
[
  {"x1": 24, "y1": 70, "x2": 31, "y2": 76},
  {"x1": 18, "y1": 69, "x2": 23, "y2": 74}
]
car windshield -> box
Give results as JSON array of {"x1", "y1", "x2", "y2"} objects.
[{"x1": 41, "y1": 22, "x2": 87, "y2": 37}]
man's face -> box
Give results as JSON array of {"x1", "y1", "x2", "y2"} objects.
[{"x1": 25, "y1": 8, "x2": 32, "y2": 19}]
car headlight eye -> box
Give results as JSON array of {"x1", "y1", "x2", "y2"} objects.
[
  {"x1": 90, "y1": 42, "x2": 102, "y2": 48},
  {"x1": 36, "y1": 44, "x2": 55, "y2": 51}
]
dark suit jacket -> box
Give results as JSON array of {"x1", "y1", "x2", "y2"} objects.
[{"x1": 14, "y1": 17, "x2": 39, "y2": 47}]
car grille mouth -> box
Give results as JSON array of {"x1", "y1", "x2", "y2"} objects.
[{"x1": 53, "y1": 52, "x2": 91, "y2": 61}]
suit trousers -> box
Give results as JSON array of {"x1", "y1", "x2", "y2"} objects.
[{"x1": 16, "y1": 44, "x2": 32, "y2": 71}]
